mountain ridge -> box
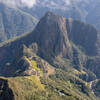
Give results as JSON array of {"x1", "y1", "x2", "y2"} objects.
[
  {"x1": 0, "y1": 12, "x2": 99, "y2": 100},
  {"x1": 0, "y1": 2, "x2": 38, "y2": 43}
]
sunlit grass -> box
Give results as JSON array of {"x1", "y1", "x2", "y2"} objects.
[{"x1": 26, "y1": 75, "x2": 45, "y2": 91}]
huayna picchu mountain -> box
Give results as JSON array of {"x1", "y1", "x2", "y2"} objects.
[
  {"x1": 32, "y1": 12, "x2": 72, "y2": 60},
  {"x1": 0, "y1": 12, "x2": 72, "y2": 69},
  {"x1": 0, "y1": 12, "x2": 100, "y2": 100}
]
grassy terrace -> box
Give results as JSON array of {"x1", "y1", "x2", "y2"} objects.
[{"x1": 24, "y1": 56, "x2": 41, "y2": 71}]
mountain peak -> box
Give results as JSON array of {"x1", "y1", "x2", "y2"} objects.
[
  {"x1": 43, "y1": 11, "x2": 65, "y2": 23},
  {"x1": 44, "y1": 11, "x2": 61, "y2": 18},
  {"x1": 32, "y1": 12, "x2": 72, "y2": 60},
  {"x1": 45, "y1": 11, "x2": 56, "y2": 16}
]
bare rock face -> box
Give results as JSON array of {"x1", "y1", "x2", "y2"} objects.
[
  {"x1": 66, "y1": 18, "x2": 100, "y2": 56},
  {"x1": 0, "y1": 12, "x2": 72, "y2": 71},
  {"x1": 33, "y1": 12, "x2": 72, "y2": 59}
]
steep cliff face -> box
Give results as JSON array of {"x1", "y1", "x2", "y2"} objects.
[
  {"x1": 0, "y1": 12, "x2": 72, "y2": 69},
  {"x1": 33, "y1": 12, "x2": 72, "y2": 59},
  {"x1": 66, "y1": 18, "x2": 100, "y2": 56},
  {"x1": 0, "y1": 12, "x2": 100, "y2": 78}
]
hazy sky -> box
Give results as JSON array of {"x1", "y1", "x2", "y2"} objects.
[
  {"x1": 0, "y1": 0, "x2": 91, "y2": 8},
  {"x1": 0, "y1": 0, "x2": 73, "y2": 8},
  {"x1": 0, "y1": 0, "x2": 36, "y2": 8}
]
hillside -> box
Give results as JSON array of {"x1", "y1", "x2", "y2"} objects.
[
  {"x1": 0, "y1": 2, "x2": 38, "y2": 42},
  {"x1": 0, "y1": 12, "x2": 100, "y2": 100}
]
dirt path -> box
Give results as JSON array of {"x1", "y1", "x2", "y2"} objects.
[{"x1": 47, "y1": 66, "x2": 55, "y2": 76}]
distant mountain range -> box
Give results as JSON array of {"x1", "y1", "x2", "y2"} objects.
[
  {"x1": 0, "y1": 0, "x2": 100, "y2": 43},
  {"x1": 0, "y1": 12, "x2": 100, "y2": 100},
  {"x1": 20, "y1": 0, "x2": 100, "y2": 30},
  {"x1": 0, "y1": 2, "x2": 38, "y2": 42}
]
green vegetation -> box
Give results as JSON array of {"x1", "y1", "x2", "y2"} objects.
[
  {"x1": 31, "y1": 60, "x2": 40, "y2": 71},
  {"x1": 26, "y1": 75, "x2": 45, "y2": 90},
  {"x1": 24, "y1": 56, "x2": 41, "y2": 72},
  {"x1": 0, "y1": 3, "x2": 38, "y2": 43},
  {"x1": 7, "y1": 77, "x2": 45, "y2": 100},
  {"x1": 0, "y1": 69, "x2": 97, "y2": 100},
  {"x1": 92, "y1": 79, "x2": 100, "y2": 97},
  {"x1": 0, "y1": 11, "x2": 99, "y2": 100}
]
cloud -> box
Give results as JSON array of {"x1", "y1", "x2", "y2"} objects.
[
  {"x1": 0, "y1": 0, "x2": 36, "y2": 8},
  {"x1": 0, "y1": 0, "x2": 16, "y2": 7},
  {"x1": 0, "y1": 0, "x2": 81, "y2": 9},
  {"x1": 65, "y1": 0, "x2": 71, "y2": 5},
  {"x1": 21, "y1": 0, "x2": 36, "y2": 8}
]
